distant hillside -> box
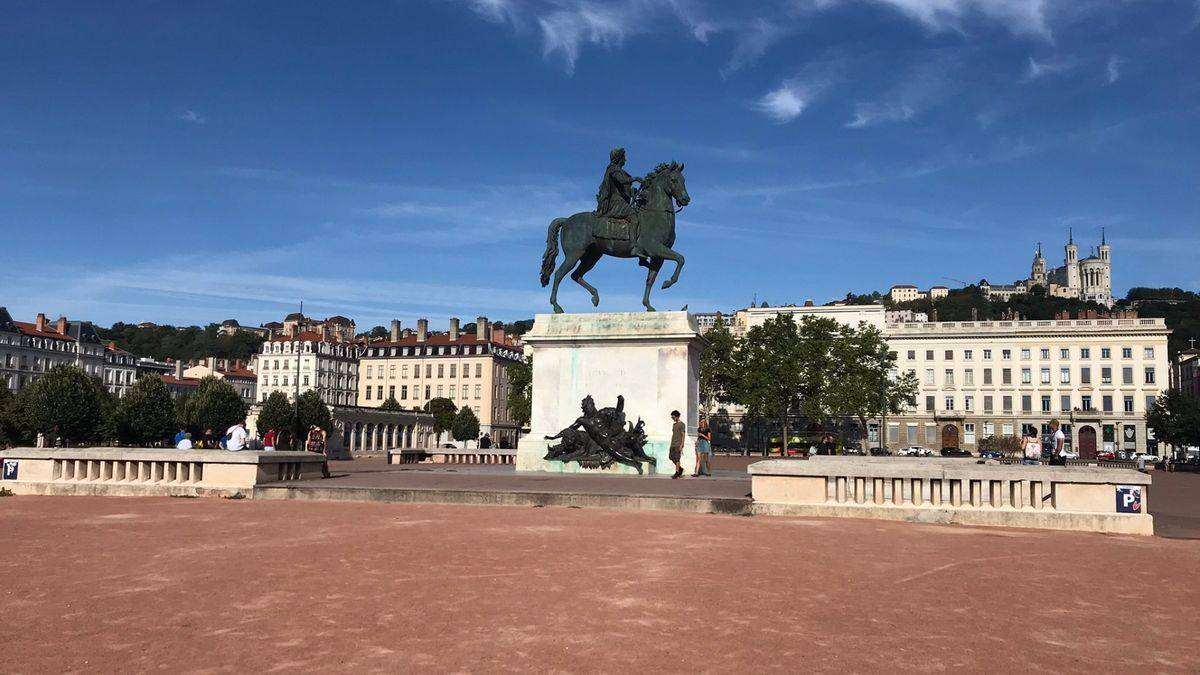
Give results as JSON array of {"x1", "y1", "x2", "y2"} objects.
[{"x1": 97, "y1": 323, "x2": 264, "y2": 362}]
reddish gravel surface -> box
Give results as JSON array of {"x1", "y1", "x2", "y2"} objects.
[{"x1": 3, "y1": 496, "x2": 1198, "y2": 673}]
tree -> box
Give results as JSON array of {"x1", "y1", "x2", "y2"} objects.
[
  {"x1": 452, "y1": 406, "x2": 481, "y2": 444},
  {"x1": 16, "y1": 365, "x2": 110, "y2": 445},
  {"x1": 794, "y1": 316, "x2": 843, "y2": 426},
  {"x1": 732, "y1": 314, "x2": 805, "y2": 454},
  {"x1": 379, "y1": 395, "x2": 402, "y2": 411},
  {"x1": 0, "y1": 385, "x2": 20, "y2": 448},
  {"x1": 295, "y1": 390, "x2": 333, "y2": 435},
  {"x1": 699, "y1": 319, "x2": 738, "y2": 412},
  {"x1": 1147, "y1": 390, "x2": 1200, "y2": 450},
  {"x1": 365, "y1": 325, "x2": 389, "y2": 340},
  {"x1": 424, "y1": 397, "x2": 457, "y2": 442},
  {"x1": 256, "y1": 391, "x2": 293, "y2": 436},
  {"x1": 507, "y1": 356, "x2": 532, "y2": 435},
  {"x1": 182, "y1": 376, "x2": 247, "y2": 436},
  {"x1": 828, "y1": 322, "x2": 919, "y2": 446},
  {"x1": 112, "y1": 375, "x2": 177, "y2": 446}
]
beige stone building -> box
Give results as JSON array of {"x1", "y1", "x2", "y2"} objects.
[
  {"x1": 357, "y1": 317, "x2": 524, "y2": 447},
  {"x1": 256, "y1": 333, "x2": 360, "y2": 407},
  {"x1": 183, "y1": 357, "x2": 258, "y2": 405},
  {"x1": 0, "y1": 308, "x2": 106, "y2": 393}
]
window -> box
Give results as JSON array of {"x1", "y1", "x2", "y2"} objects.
[
  {"x1": 944, "y1": 350, "x2": 953, "y2": 360},
  {"x1": 888, "y1": 424, "x2": 899, "y2": 443},
  {"x1": 964, "y1": 350, "x2": 973, "y2": 360},
  {"x1": 983, "y1": 395, "x2": 993, "y2": 412},
  {"x1": 1145, "y1": 367, "x2": 1156, "y2": 384},
  {"x1": 475, "y1": 384, "x2": 481, "y2": 399},
  {"x1": 1101, "y1": 367, "x2": 1112, "y2": 384},
  {"x1": 402, "y1": 365, "x2": 409, "y2": 378},
  {"x1": 983, "y1": 349, "x2": 992, "y2": 360},
  {"x1": 1146, "y1": 395, "x2": 1157, "y2": 411},
  {"x1": 1101, "y1": 347, "x2": 1111, "y2": 359},
  {"x1": 1059, "y1": 367, "x2": 1070, "y2": 384},
  {"x1": 925, "y1": 396, "x2": 935, "y2": 411},
  {"x1": 1122, "y1": 366, "x2": 1133, "y2": 384},
  {"x1": 907, "y1": 425, "x2": 918, "y2": 444},
  {"x1": 1081, "y1": 348, "x2": 1090, "y2": 359},
  {"x1": 1060, "y1": 348, "x2": 1069, "y2": 359},
  {"x1": 1002, "y1": 368, "x2": 1012, "y2": 385},
  {"x1": 437, "y1": 364, "x2": 444, "y2": 378},
  {"x1": 303, "y1": 375, "x2": 310, "y2": 386},
  {"x1": 475, "y1": 363, "x2": 482, "y2": 378},
  {"x1": 365, "y1": 365, "x2": 373, "y2": 379},
  {"x1": 1021, "y1": 368, "x2": 1032, "y2": 384},
  {"x1": 1002, "y1": 349, "x2": 1012, "y2": 360},
  {"x1": 1081, "y1": 367, "x2": 1091, "y2": 384},
  {"x1": 1122, "y1": 347, "x2": 1132, "y2": 359},
  {"x1": 376, "y1": 386, "x2": 383, "y2": 399},
  {"x1": 925, "y1": 350, "x2": 934, "y2": 360},
  {"x1": 944, "y1": 369, "x2": 955, "y2": 386},
  {"x1": 964, "y1": 369, "x2": 974, "y2": 385},
  {"x1": 1143, "y1": 347, "x2": 1154, "y2": 359},
  {"x1": 365, "y1": 387, "x2": 372, "y2": 401},
  {"x1": 983, "y1": 368, "x2": 993, "y2": 385},
  {"x1": 964, "y1": 396, "x2": 974, "y2": 411},
  {"x1": 1041, "y1": 395, "x2": 1051, "y2": 412},
  {"x1": 389, "y1": 364, "x2": 396, "y2": 377},
  {"x1": 388, "y1": 386, "x2": 395, "y2": 399},
  {"x1": 1002, "y1": 423, "x2": 1014, "y2": 436},
  {"x1": 907, "y1": 350, "x2": 915, "y2": 360},
  {"x1": 1102, "y1": 395, "x2": 1113, "y2": 413},
  {"x1": 1040, "y1": 368, "x2": 1050, "y2": 384},
  {"x1": 926, "y1": 426, "x2": 938, "y2": 446},
  {"x1": 1021, "y1": 395, "x2": 1032, "y2": 412},
  {"x1": 425, "y1": 364, "x2": 432, "y2": 378},
  {"x1": 1081, "y1": 395, "x2": 1093, "y2": 411},
  {"x1": 449, "y1": 385, "x2": 456, "y2": 399},
  {"x1": 401, "y1": 385, "x2": 408, "y2": 400},
  {"x1": 983, "y1": 421, "x2": 994, "y2": 436},
  {"x1": 1040, "y1": 348, "x2": 1050, "y2": 359},
  {"x1": 450, "y1": 364, "x2": 457, "y2": 378},
  {"x1": 1021, "y1": 348, "x2": 1031, "y2": 360},
  {"x1": 1002, "y1": 395, "x2": 1012, "y2": 412},
  {"x1": 924, "y1": 369, "x2": 934, "y2": 385},
  {"x1": 425, "y1": 385, "x2": 431, "y2": 399},
  {"x1": 1061, "y1": 395, "x2": 1071, "y2": 411}
]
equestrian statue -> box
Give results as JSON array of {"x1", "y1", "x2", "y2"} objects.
[{"x1": 539, "y1": 148, "x2": 690, "y2": 313}]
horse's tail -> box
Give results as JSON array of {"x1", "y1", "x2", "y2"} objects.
[{"x1": 540, "y1": 217, "x2": 566, "y2": 287}]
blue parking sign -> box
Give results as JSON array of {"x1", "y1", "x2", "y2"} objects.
[
  {"x1": 1116, "y1": 486, "x2": 1141, "y2": 514},
  {"x1": 2, "y1": 459, "x2": 16, "y2": 480}
]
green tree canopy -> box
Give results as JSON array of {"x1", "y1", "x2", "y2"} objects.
[
  {"x1": 425, "y1": 397, "x2": 458, "y2": 439},
  {"x1": 182, "y1": 376, "x2": 247, "y2": 435},
  {"x1": 112, "y1": 375, "x2": 177, "y2": 446},
  {"x1": 378, "y1": 395, "x2": 402, "y2": 411},
  {"x1": 699, "y1": 318, "x2": 738, "y2": 411},
  {"x1": 0, "y1": 385, "x2": 20, "y2": 448},
  {"x1": 256, "y1": 391, "x2": 293, "y2": 436},
  {"x1": 452, "y1": 406, "x2": 481, "y2": 442},
  {"x1": 731, "y1": 314, "x2": 805, "y2": 451},
  {"x1": 96, "y1": 322, "x2": 265, "y2": 362},
  {"x1": 1147, "y1": 390, "x2": 1200, "y2": 449},
  {"x1": 507, "y1": 356, "x2": 532, "y2": 433},
  {"x1": 295, "y1": 390, "x2": 333, "y2": 435},
  {"x1": 16, "y1": 365, "x2": 110, "y2": 445},
  {"x1": 828, "y1": 322, "x2": 919, "y2": 443}
]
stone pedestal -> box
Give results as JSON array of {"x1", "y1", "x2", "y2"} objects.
[{"x1": 516, "y1": 312, "x2": 705, "y2": 476}]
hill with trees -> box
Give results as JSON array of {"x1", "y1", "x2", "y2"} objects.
[{"x1": 97, "y1": 323, "x2": 265, "y2": 362}]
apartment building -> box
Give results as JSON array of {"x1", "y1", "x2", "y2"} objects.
[
  {"x1": 357, "y1": 317, "x2": 524, "y2": 447},
  {"x1": 0, "y1": 308, "x2": 106, "y2": 392},
  {"x1": 103, "y1": 343, "x2": 138, "y2": 398},
  {"x1": 256, "y1": 333, "x2": 360, "y2": 407}
]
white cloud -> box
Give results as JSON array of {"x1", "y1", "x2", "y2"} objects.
[
  {"x1": 846, "y1": 101, "x2": 915, "y2": 128},
  {"x1": 537, "y1": 2, "x2": 631, "y2": 74},
  {"x1": 753, "y1": 82, "x2": 812, "y2": 123},
  {"x1": 1105, "y1": 54, "x2": 1122, "y2": 84},
  {"x1": 869, "y1": 0, "x2": 1052, "y2": 39},
  {"x1": 466, "y1": 0, "x2": 517, "y2": 24},
  {"x1": 720, "y1": 18, "x2": 786, "y2": 77},
  {"x1": 1023, "y1": 55, "x2": 1072, "y2": 81},
  {"x1": 177, "y1": 110, "x2": 207, "y2": 125}
]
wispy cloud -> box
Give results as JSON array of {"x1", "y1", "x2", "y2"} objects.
[
  {"x1": 1022, "y1": 55, "x2": 1072, "y2": 81},
  {"x1": 753, "y1": 81, "x2": 813, "y2": 123},
  {"x1": 177, "y1": 109, "x2": 207, "y2": 125},
  {"x1": 719, "y1": 18, "x2": 786, "y2": 78},
  {"x1": 869, "y1": 0, "x2": 1053, "y2": 40},
  {"x1": 537, "y1": 2, "x2": 630, "y2": 74},
  {"x1": 846, "y1": 101, "x2": 916, "y2": 128},
  {"x1": 1105, "y1": 54, "x2": 1122, "y2": 84}
]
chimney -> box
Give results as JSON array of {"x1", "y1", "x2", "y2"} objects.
[
  {"x1": 803, "y1": 299, "x2": 814, "y2": 307},
  {"x1": 492, "y1": 327, "x2": 506, "y2": 344},
  {"x1": 56, "y1": 316, "x2": 68, "y2": 335},
  {"x1": 476, "y1": 316, "x2": 489, "y2": 341},
  {"x1": 390, "y1": 319, "x2": 401, "y2": 342},
  {"x1": 35, "y1": 313, "x2": 47, "y2": 332},
  {"x1": 449, "y1": 317, "x2": 460, "y2": 341},
  {"x1": 174, "y1": 361, "x2": 184, "y2": 379},
  {"x1": 417, "y1": 318, "x2": 428, "y2": 342},
  {"x1": 402, "y1": 328, "x2": 413, "y2": 338}
]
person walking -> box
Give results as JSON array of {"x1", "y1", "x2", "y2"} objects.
[
  {"x1": 262, "y1": 428, "x2": 277, "y2": 452},
  {"x1": 669, "y1": 410, "x2": 686, "y2": 479},
  {"x1": 1020, "y1": 428, "x2": 1041, "y2": 465},
  {"x1": 225, "y1": 421, "x2": 248, "y2": 451},
  {"x1": 693, "y1": 418, "x2": 712, "y2": 477},
  {"x1": 306, "y1": 424, "x2": 331, "y2": 478}
]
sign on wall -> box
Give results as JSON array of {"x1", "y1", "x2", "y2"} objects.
[
  {"x1": 2, "y1": 459, "x2": 17, "y2": 480},
  {"x1": 1116, "y1": 485, "x2": 1142, "y2": 514}
]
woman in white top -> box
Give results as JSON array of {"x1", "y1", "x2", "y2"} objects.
[{"x1": 1020, "y1": 429, "x2": 1041, "y2": 465}]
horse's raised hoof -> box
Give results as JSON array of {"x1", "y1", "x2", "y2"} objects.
[
  {"x1": 644, "y1": 305, "x2": 656, "y2": 312},
  {"x1": 590, "y1": 294, "x2": 600, "y2": 307},
  {"x1": 552, "y1": 304, "x2": 564, "y2": 314},
  {"x1": 661, "y1": 279, "x2": 675, "y2": 290}
]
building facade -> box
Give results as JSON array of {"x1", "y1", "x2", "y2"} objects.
[
  {"x1": 256, "y1": 333, "x2": 360, "y2": 407},
  {"x1": 280, "y1": 313, "x2": 356, "y2": 342},
  {"x1": 0, "y1": 308, "x2": 106, "y2": 392},
  {"x1": 103, "y1": 343, "x2": 138, "y2": 398},
  {"x1": 357, "y1": 317, "x2": 524, "y2": 447},
  {"x1": 183, "y1": 357, "x2": 258, "y2": 405},
  {"x1": 886, "y1": 315, "x2": 1168, "y2": 456},
  {"x1": 1172, "y1": 347, "x2": 1200, "y2": 400}
]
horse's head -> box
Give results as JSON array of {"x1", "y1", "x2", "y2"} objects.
[{"x1": 644, "y1": 161, "x2": 690, "y2": 209}]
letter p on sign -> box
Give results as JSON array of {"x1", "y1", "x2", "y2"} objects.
[{"x1": 1116, "y1": 486, "x2": 1141, "y2": 514}]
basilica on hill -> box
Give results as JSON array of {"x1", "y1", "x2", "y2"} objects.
[{"x1": 978, "y1": 229, "x2": 1114, "y2": 308}]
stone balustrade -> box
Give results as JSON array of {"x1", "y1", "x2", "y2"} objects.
[
  {"x1": 388, "y1": 448, "x2": 516, "y2": 465},
  {"x1": 0, "y1": 448, "x2": 327, "y2": 496},
  {"x1": 749, "y1": 457, "x2": 1153, "y2": 535}
]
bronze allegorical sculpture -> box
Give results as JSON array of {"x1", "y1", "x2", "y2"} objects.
[{"x1": 544, "y1": 395, "x2": 657, "y2": 474}]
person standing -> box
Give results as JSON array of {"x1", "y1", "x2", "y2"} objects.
[
  {"x1": 1048, "y1": 419, "x2": 1067, "y2": 466},
  {"x1": 306, "y1": 425, "x2": 331, "y2": 478},
  {"x1": 262, "y1": 428, "x2": 276, "y2": 452},
  {"x1": 479, "y1": 433, "x2": 493, "y2": 449},
  {"x1": 225, "y1": 421, "x2": 248, "y2": 451},
  {"x1": 693, "y1": 418, "x2": 712, "y2": 477},
  {"x1": 669, "y1": 410, "x2": 686, "y2": 479},
  {"x1": 817, "y1": 434, "x2": 836, "y2": 456}
]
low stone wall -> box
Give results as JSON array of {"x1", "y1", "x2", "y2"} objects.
[
  {"x1": 749, "y1": 457, "x2": 1153, "y2": 535},
  {"x1": 387, "y1": 448, "x2": 516, "y2": 465},
  {"x1": 0, "y1": 448, "x2": 327, "y2": 496}
]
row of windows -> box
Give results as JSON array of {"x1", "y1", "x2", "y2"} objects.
[
  {"x1": 261, "y1": 341, "x2": 359, "y2": 358},
  {"x1": 266, "y1": 374, "x2": 354, "y2": 390},
  {"x1": 364, "y1": 362, "x2": 488, "y2": 380},
  {"x1": 906, "y1": 346, "x2": 1156, "y2": 362},
  {"x1": 365, "y1": 383, "x2": 489, "y2": 402},
  {"x1": 919, "y1": 365, "x2": 1156, "y2": 387},
  {"x1": 922, "y1": 393, "x2": 1156, "y2": 414},
  {"x1": 364, "y1": 345, "x2": 521, "y2": 361},
  {"x1": 259, "y1": 357, "x2": 356, "y2": 374}
]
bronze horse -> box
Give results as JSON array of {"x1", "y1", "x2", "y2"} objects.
[{"x1": 540, "y1": 162, "x2": 690, "y2": 313}]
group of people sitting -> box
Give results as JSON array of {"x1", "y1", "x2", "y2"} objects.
[{"x1": 173, "y1": 422, "x2": 331, "y2": 478}]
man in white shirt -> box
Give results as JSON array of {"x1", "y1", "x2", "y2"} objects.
[
  {"x1": 1049, "y1": 419, "x2": 1067, "y2": 464},
  {"x1": 226, "y1": 422, "x2": 248, "y2": 451},
  {"x1": 176, "y1": 432, "x2": 193, "y2": 450}
]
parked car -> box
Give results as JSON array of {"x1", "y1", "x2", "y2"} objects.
[
  {"x1": 979, "y1": 450, "x2": 1004, "y2": 459},
  {"x1": 1096, "y1": 451, "x2": 1117, "y2": 460},
  {"x1": 843, "y1": 445, "x2": 866, "y2": 456},
  {"x1": 940, "y1": 447, "x2": 972, "y2": 457},
  {"x1": 869, "y1": 447, "x2": 891, "y2": 456},
  {"x1": 1060, "y1": 450, "x2": 1080, "y2": 460},
  {"x1": 1132, "y1": 453, "x2": 1160, "y2": 464},
  {"x1": 898, "y1": 446, "x2": 933, "y2": 457}
]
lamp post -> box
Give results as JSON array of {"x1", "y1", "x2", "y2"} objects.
[{"x1": 293, "y1": 300, "x2": 303, "y2": 447}]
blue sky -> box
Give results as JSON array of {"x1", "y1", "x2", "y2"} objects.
[{"x1": 2, "y1": 0, "x2": 1198, "y2": 329}]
